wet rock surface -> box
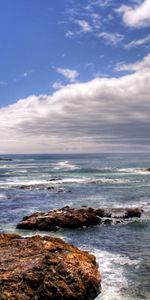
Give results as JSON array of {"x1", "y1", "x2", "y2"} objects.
[
  {"x1": 17, "y1": 206, "x2": 143, "y2": 231},
  {"x1": 0, "y1": 233, "x2": 101, "y2": 300}
]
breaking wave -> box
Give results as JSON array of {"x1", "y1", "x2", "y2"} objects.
[
  {"x1": 95, "y1": 250, "x2": 141, "y2": 300},
  {"x1": 52, "y1": 161, "x2": 80, "y2": 170},
  {"x1": 117, "y1": 168, "x2": 150, "y2": 175}
]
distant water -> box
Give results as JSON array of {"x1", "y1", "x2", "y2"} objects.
[{"x1": 0, "y1": 153, "x2": 150, "y2": 300}]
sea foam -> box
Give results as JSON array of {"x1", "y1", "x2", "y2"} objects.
[{"x1": 94, "y1": 250, "x2": 140, "y2": 300}]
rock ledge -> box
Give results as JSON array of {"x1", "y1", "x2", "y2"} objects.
[{"x1": 0, "y1": 233, "x2": 101, "y2": 300}]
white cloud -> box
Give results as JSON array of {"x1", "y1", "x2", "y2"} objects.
[
  {"x1": 115, "y1": 53, "x2": 150, "y2": 72},
  {"x1": 125, "y1": 35, "x2": 150, "y2": 49},
  {"x1": 0, "y1": 54, "x2": 150, "y2": 153},
  {"x1": 117, "y1": 0, "x2": 150, "y2": 27},
  {"x1": 56, "y1": 68, "x2": 79, "y2": 82},
  {"x1": 52, "y1": 81, "x2": 64, "y2": 90},
  {"x1": 98, "y1": 32, "x2": 124, "y2": 46},
  {"x1": 74, "y1": 19, "x2": 92, "y2": 32}
]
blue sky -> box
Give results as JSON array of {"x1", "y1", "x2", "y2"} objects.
[{"x1": 0, "y1": 0, "x2": 150, "y2": 153}]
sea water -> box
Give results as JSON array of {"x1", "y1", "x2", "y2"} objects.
[{"x1": 0, "y1": 153, "x2": 150, "y2": 299}]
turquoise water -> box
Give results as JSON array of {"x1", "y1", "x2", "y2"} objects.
[{"x1": 0, "y1": 153, "x2": 150, "y2": 299}]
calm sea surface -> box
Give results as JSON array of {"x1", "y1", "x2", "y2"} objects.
[{"x1": 0, "y1": 153, "x2": 150, "y2": 300}]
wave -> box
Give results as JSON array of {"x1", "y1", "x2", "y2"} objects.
[
  {"x1": 53, "y1": 161, "x2": 80, "y2": 171},
  {"x1": 117, "y1": 168, "x2": 150, "y2": 175},
  {"x1": 89, "y1": 178, "x2": 140, "y2": 184},
  {"x1": 47, "y1": 176, "x2": 141, "y2": 185},
  {"x1": 94, "y1": 250, "x2": 140, "y2": 300},
  {"x1": 0, "y1": 179, "x2": 49, "y2": 188},
  {"x1": 0, "y1": 176, "x2": 141, "y2": 188}
]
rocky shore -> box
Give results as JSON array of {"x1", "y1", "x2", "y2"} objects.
[
  {"x1": 0, "y1": 233, "x2": 101, "y2": 300},
  {"x1": 1, "y1": 205, "x2": 143, "y2": 299},
  {"x1": 17, "y1": 206, "x2": 143, "y2": 231}
]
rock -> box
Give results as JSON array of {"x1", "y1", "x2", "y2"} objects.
[
  {"x1": 95, "y1": 207, "x2": 143, "y2": 219},
  {"x1": 124, "y1": 207, "x2": 142, "y2": 218},
  {"x1": 0, "y1": 157, "x2": 13, "y2": 161},
  {"x1": 17, "y1": 184, "x2": 67, "y2": 193},
  {"x1": 19, "y1": 184, "x2": 54, "y2": 190},
  {"x1": 17, "y1": 207, "x2": 143, "y2": 231},
  {"x1": 17, "y1": 207, "x2": 101, "y2": 231},
  {"x1": 0, "y1": 233, "x2": 101, "y2": 300}
]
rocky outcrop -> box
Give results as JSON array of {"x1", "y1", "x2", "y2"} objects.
[
  {"x1": 0, "y1": 233, "x2": 101, "y2": 300},
  {"x1": 0, "y1": 157, "x2": 12, "y2": 161},
  {"x1": 95, "y1": 207, "x2": 142, "y2": 218},
  {"x1": 17, "y1": 206, "x2": 143, "y2": 231},
  {"x1": 19, "y1": 184, "x2": 66, "y2": 193}
]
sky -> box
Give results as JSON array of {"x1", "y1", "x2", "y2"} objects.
[{"x1": 0, "y1": 0, "x2": 150, "y2": 154}]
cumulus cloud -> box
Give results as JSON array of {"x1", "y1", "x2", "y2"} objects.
[
  {"x1": 98, "y1": 32, "x2": 124, "y2": 46},
  {"x1": 115, "y1": 53, "x2": 150, "y2": 72},
  {"x1": 56, "y1": 68, "x2": 79, "y2": 82},
  {"x1": 0, "y1": 54, "x2": 150, "y2": 153},
  {"x1": 117, "y1": 0, "x2": 150, "y2": 27}
]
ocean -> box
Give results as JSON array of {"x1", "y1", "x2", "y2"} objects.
[{"x1": 0, "y1": 153, "x2": 150, "y2": 300}]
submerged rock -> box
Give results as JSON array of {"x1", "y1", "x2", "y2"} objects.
[
  {"x1": 17, "y1": 206, "x2": 143, "y2": 231},
  {"x1": 0, "y1": 233, "x2": 101, "y2": 300}
]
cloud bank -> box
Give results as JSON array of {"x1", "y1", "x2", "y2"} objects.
[{"x1": 0, "y1": 54, "x2": 150, "y2": 153}]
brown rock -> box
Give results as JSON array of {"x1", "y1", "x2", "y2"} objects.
[
  {"x1": 124, "y1": 207, "x2": 143, "y2": 218},
  {"x1": 17, "y1": 206, "x2": 142, "y2": 232},
  {"x1": 0, "y1": 233, "x2": 101, "y2": 300},
  {"x1": 17, "y1": 207, "x2": 101, "y2": 231}
]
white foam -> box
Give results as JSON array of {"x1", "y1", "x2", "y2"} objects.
[
  {"x1": 0, "y1": 176, "x2": 141, "y2": 188},
  {"x1": 93, "y1": 250, "x2": 140, "y2": 300},
  {"x1": 50, "y1": 177, "x2": 87, "y2": 184},
  {"x1": 0, "y1": 193, "x2": 8, "y2": 200},
  {"x1": 53, "y1": 161, "x2": 80, "y2": 170},
  {"x1": 0, "y1": 179, "x2": 49, "y2": 187},
  {"x1": 118, "y1": 168, "x2": 150, "y2": 175},
  {"x1": 91, "y1": 178, "x2": 140, "y2": 184},
  {"x1": 47, "y1": 177, "x2": 140, "y2": 185}
]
